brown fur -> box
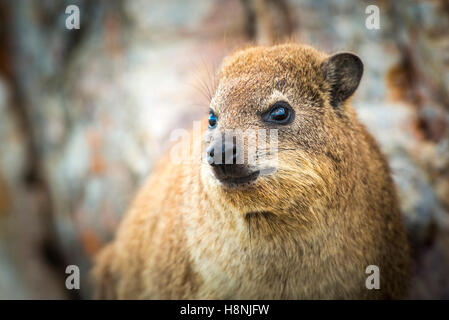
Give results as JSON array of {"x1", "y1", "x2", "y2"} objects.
[{"x1": 93, "y1": 43, "x2": 411, "y2": 299}]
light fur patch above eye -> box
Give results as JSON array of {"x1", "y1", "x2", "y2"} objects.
[{"x1": 263, "y1": 90, "x2": 291, "y2": 112}]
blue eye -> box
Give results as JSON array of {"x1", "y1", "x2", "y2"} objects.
[
  {"x1": 262, "y1": 101, "x2": 294, "y2": 125},
  {"x1": 208, "y1": 111, "x2": 217, "y2": 129},
  {"x1": 271, "y1": 107, "x2": 287, "y2": 120}
]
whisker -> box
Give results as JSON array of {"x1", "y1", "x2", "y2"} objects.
[{"x1": 185, "y1": 57, "x2": 219, "y2": 110}]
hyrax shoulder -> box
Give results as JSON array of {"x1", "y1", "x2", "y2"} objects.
[{"x1": 93, "y1": 43, "x2": 411, "y2": 299}]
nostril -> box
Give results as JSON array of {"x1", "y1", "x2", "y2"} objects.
[
  {"x1": 208, "y1": 146, "x2": 214, "y2": 158},
  {"x1": 207, "y1": 146, "x2": 216, "y2": 166}
]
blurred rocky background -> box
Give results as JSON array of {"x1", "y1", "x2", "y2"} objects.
[{"x1": 0, "y1": 0, "x2": 448, "y2": 299}]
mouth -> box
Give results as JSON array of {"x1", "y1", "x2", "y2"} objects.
[{"x1": 218, "y1": 170, "x2": 260, "y2": 187}]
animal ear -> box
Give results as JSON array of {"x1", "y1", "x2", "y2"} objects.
[{"x1": 322, "y1": 52, "x2": 363, "y2": 108}]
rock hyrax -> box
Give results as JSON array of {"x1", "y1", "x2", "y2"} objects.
[{"x1": 93, "y1": 43, "x2": 411, "y2": 299}]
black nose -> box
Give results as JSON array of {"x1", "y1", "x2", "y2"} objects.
[
  {"x1": 206, "y1": 137, "x2": 259, "y2": 185},
  {"x1": 207, "y1": 139, "x2": 237, "y2": 166}
]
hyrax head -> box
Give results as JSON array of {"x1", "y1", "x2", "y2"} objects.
[{"x1": 204, "y1": 43, "x2": 363, "y2": 196}]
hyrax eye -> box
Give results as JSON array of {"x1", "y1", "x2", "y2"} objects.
[
  {"x1": 208, "y1": 111, "x2": 218, "y2": 129},
  {"x1": 262, "y1": 101, "x2": 294, "y2": 125}
]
